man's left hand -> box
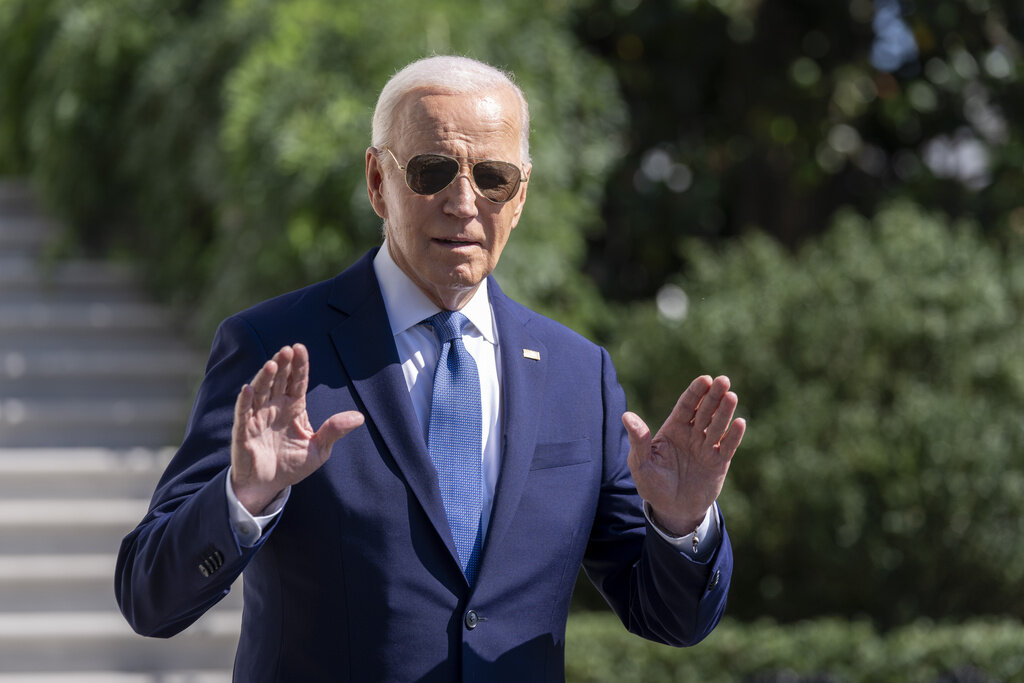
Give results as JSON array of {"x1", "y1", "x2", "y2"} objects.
[{"x1": 623, "y1": 375, "x2": 746, "y2": 538}]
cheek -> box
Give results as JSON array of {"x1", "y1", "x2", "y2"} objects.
[
  {"x1": 492, "y1": 218, "x2": 516, "y2": 247},
  {"x1": 481, "y1": 227, "x2": 513, "y2": 267}
]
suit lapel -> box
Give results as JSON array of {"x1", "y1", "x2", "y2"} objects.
[
  {"x1": 327, "y1": 252, "x2": 459, "y2": 568},
  {"x1": 326, "y1": 259, "x2": 552, "y2": 585},
  {"x1": 479, "y1": 284, "x2": 548, "y2": 571}
]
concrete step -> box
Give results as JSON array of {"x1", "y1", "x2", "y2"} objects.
[
  {"x1": 0, "y1": 498, "x2": 152, "y2": 554},
  {"x1": 0, "y1": 179, "x2": 37, "y2": 209},
  {"x1": 0, "y1": 448, "x2": 172, "y2": 499},
  {"x1": 0, "y1": 398, "x2": 189, "y2": 449},
  {"x1": 0, "y1": 554, "x2": 120, "y2": 612},
  {"x1": 0, "y1": 302, "x2": 178, "y2": 336},
  {"x1": 0, "y1": 610, "x2": 240, "y2": 674},
  {"x1": 0, "y1": 257, "x2": 146, "y2": 304},
  {"x1": 0, "y1": 215, "x2": 58, "y2": 255},
  {"x1": 0, "y1": 180, "x2": 233, "y2": 679},
  {"x1": 0, "y1": 672, "x2": 231, "y2": 683},
  {"x1": 0, "y1": 348, "x2": 202, "y2": 399},
  {"x1": 0, "y1": 335, "x2": 196, "y2": 354},
  {"x1": 0, "y1": 554, "x2": 243, "y2": 613}
]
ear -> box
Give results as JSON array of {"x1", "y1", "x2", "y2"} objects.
[
  {"x1": 366, "y1": 147, "x2": 388, "y2": 219},
  {"x1": 508, "y1": 162, "x2": 531, "y2": 230}
]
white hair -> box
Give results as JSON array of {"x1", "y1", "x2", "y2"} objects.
[{"x1": 371, "y1": 55, "x2": 531, "y2": 164}]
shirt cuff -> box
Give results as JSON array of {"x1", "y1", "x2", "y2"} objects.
[
  {"x1": 225, "y1": 466, "x2": 290, "y2": 547},
  {"x1": 642, "y1": 500, "x2": 720, "y2": 561}
]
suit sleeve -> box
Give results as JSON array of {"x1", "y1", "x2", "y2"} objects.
[
  {"x1": 114, "y1": 315, "x2": 282, "y2": 637},
  {"x1": 580, "y1": 347, "x2": 732, "y2": 647}
]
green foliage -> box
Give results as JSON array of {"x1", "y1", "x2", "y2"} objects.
[
  {"x1": 6, "y1": 0, "x2": 1024, "y2": 632},
  {"x1": 206, "y1": 0, "x2": 624, "y2": 336},
  {"x1": 0, "y1": 0, "x2": 50, "y2": 174},
  {"x1": 0, "y1": 0, "x2": 181, "y2": 237},
  {"x1": 114, "y1": 1, "x2": 255, "y2": 305},
  {"x1": 0, "y1": 0, "x2": 624, "y2": 338},
  {"x1": 565, "y1": 612, "x2": 1024, "y2": 682},
  {"x1": 611, "y1": 201, "x2": 1024, "y2": 627},
  {"x1": 575, "y1": 0, "x2": 1024, "y2": 301}
]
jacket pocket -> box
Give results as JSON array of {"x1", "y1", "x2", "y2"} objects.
[{"x1": 529, "y1": 438, "x2": 591, "y2": 471}]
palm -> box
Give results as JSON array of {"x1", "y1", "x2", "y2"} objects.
[
  {"x1": 240, "y1": 388, "x2": 321, "y2": 483},
  {"x1": 625, "y1": 375, "x2": 745, "y2": 536},
  {"x1": 230, "y1": 344, "x2": 364, "y2": 514}
]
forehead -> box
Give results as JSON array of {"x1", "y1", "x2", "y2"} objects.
[{"x1": 392, "y1": 87, "x2": 522, "y2": 160}]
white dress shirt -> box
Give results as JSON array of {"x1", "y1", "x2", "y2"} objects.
[
  {"x1": 372, "y1": 241, "x2": 503, "y2": 538},
  {"x1": 227, "y1": 242, "x2": 718, "y2": 559}
]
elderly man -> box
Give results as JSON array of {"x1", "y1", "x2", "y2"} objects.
[{"x1": 116, "y1": 55, "x2": 745, "y2": 682}]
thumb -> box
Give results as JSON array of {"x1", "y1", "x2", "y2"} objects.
[
  {"x1": 621, "y1": 411, "x2": 652, "y2": 460},
  {"x1": 312, "y1": 410, "x2": 365, "y2": 454}
]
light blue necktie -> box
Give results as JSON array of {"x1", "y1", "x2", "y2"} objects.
[{"x1": 425, "y1": 310, "x2": 483, "y2": 585}]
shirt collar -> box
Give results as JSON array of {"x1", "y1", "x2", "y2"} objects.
[{"x1": 372, "y1": 241, "x2": 496, "y2": 344}]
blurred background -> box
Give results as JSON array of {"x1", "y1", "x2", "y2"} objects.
[{"x1": 1, "y1": 0, "x2": 1022, "y2": 680}]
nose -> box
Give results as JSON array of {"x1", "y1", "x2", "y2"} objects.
[{"x1": 443, "y1": 171, "x2": 480, "y2": 218}]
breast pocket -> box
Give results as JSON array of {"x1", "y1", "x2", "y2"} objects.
[{"x1": 529, "y1": 438, "x2": 592, "y2": 471}]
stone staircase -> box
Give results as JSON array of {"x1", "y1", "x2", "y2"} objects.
[{"x1": 0, "y1": 181, "x2": 240, "y2": 681}]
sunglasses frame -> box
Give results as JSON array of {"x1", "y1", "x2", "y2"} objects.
[{"x1": 379, "y1": 147, "x2": 527, "y2": 204}]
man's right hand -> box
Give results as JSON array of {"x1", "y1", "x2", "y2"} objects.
[{"x1": 230, "y1": 343, "x2": 364, "y2": 515}]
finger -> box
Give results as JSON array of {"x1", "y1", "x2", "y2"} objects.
[
  {"x1": 659, "y1": 375, "x2": 713, "y2": 443},
  {"x1": 693, "y1": 375, "x2": 731, "y2": 432},
  {"x1": 705, "y1": 390, "x2": 739, "y2": 444},
  {"x1": 286, "y1": 344, "x2": 310, "y2": 399},
  {"x1": 622, "y1": 411, "x2": 652, "y2": 468},
  {"x1": 312, "y1": 410, "x2": 366, "y2": 455},
  {"x1": 249, "y1": 359, "x2": 278, "y2": 410},
  {"x1": 269, "y1": 346, "x2": 295, "y2": 400},
  {"x1": 663, "y1": 375, "x2": 713, "y2": 432},
  {"x1": 717, "y1": 417, "x2": 746, "y2": 460},
  {"x1": 232, "y1": 383, "x2": 254, "y2": 444}
]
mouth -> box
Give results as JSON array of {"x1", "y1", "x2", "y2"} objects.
[{"x1": 432, "y1": 237, "x2": 480, "y2": 248}]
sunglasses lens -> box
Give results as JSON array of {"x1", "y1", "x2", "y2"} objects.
[
  {"x1": 406, "y1": 155, "x2": 460, "y2": 195},
  {"x1": 404, "y1": 154, "x2": 522, "y2": 203},
  {"x1": 472, "y1": 162, "x2": 521, "y2": 203}
]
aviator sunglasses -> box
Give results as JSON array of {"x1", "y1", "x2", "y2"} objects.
[{"x1": 380, "y1": 148, "x2": 527, "y2": 204}]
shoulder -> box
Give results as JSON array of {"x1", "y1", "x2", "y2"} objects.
[
  {"x1": 229, "y1": 249, "x2": 378, "y2": 333},
  {"x1": 206, "y1": 250, "x2": 381, "y2": 361}
]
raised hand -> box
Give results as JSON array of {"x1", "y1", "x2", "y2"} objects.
[
  {"x1": 230, "y1": 343, "x2": 364, "y2": 515},
  {"x1": 623, "y1": 375, "x2": 745, "y2": 537}
]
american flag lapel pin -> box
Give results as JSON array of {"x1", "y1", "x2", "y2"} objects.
[{"x1": 522, "y1": 349, "x2": 541, "y2": 361}]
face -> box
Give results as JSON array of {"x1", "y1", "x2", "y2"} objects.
[{"x1": 365, "y1": 87, "x2": 531, "y2": 310}]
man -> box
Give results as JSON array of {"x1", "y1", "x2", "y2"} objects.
[{"x1": 116, "y1": 55, "x2": 745, "y2": 681}]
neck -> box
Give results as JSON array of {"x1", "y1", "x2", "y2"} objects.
[{"x1": 385, "y1": 240, "x2": 483, "y2": 311}]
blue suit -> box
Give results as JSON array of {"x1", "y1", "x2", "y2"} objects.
[{"x1": 116, "y1": 249, "x2": 732, "y2": 681}]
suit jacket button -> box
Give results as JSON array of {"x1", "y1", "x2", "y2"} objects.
[
  {"x1": 464, "y1": 610, "x2": 479, "y2": 630},
  {"x1": 709, "y1": 570, "x2": 721, "y2": 590}
]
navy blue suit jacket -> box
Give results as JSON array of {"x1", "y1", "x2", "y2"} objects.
[{"x1": 116, "y1": 249, "x2": 732, "y2": 681}]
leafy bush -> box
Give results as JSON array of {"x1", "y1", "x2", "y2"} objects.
[
  {"x1": 610, "y1": 201, "x2": 1024, "y2": 627},
  {"x1": 566, "y1": 612, "x2": 1024, "y2": 682},
  {"x1": 575, "y1": 0, "x2": 1024, "y2": 304},
  {"x1": 0, "y1": 0, "x2": 182, "y2": 237},
  {"x1": 0, "y1": 0, "x2": 625, "y2": 338},
  {"x1": 202, "y1": 0, "x2": 625, "y2": 336},
  {"x1": 0, "y1": 0, "x2": 50, "y2": 175},
  {"x1": 7, "y1": 0, "x2": 1024, "y2": 631}
]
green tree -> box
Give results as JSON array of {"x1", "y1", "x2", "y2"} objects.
[
  {"x1": 201, "y1": 0, "x2": 625, "y2": 336},
  {"x1": 0, "y1": 0, "x2": 190, "y2": 241},
  {"x1": 0, "y1": 0, "x2": 626, "y2": 339},
  {"x1": 611, "y1": 201, "x2": 1024, "y2": 627},
  {"x1": 574, "y1": 0, "x2": 1024, "y2": 301}
]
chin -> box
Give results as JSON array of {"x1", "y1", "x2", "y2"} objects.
[{"x1": 445, "y1": 261, "x2": 485, "y2": 284}]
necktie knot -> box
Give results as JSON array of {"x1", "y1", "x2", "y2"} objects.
[{"x1": 426, "y1": 310, "x2": 470, "y2": 345}]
